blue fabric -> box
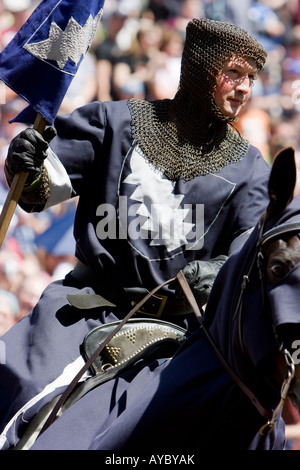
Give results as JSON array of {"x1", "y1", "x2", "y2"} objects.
[
  {"x1": 48, "y1": 101, "x2": 270, "y2": 305},
  {"x1": 0, "y1": 100, "x2": 286, "y2": 451},
  {"x1": 0, "y1": 0, "x2": 105, "y2": 125},
  {"x1": 30, "y1": 328, "x2": 285, "y2": 451},
  {"x1": 0, "y1": 307, "x2": 285, "y2": 450}
]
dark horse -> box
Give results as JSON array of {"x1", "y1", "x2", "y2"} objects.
[{"x1": 2, "y1": 147, "x2": 300, "y2": 451}]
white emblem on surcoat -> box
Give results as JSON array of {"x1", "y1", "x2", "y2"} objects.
[{"x1": 123, "y1": 149, "x2": 195, "y2": 252}]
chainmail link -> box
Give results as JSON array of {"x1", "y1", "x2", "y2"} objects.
[
  {"x1": 178, "y1": 18, "x2": 267, "y2": 123},
  {"x1": 128, "y1": 98, "x2": 250, "y2": 180},
  {"x1": 20, "y1": 165, "x2": 50, "y2": 207},
  {"x1": 128, "y1": 19, "x2": 267, "y2": 181}
]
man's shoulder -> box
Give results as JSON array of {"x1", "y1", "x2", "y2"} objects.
[
  {"x1": 243, "y1": 143, "x2": 271, "y2": 171},
  {"x1": 101, "y1": 99, "x2": 133, "y2": 121}
]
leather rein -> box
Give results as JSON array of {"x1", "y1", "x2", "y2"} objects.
[{"x1": 39, "y1": 218, "x2": 300, "y2": 438}]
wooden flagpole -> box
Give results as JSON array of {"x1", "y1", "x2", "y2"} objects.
[{"x1": 0, "y1": 112, "x2": 47, "y2": 248}]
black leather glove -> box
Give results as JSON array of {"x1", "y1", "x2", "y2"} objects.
[
  {"x1": 176, "y1": 255, "x2": 228, "y2": 308},
  {"x1": 4, "y1": 127, "x2": 57, "y2": 187}
]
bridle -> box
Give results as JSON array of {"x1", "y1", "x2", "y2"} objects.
[
  {"x1": 256, "y1": 217, "x2": 300, "y2": 433},
  {"x1": 230, "y1": 213, "x2": 300, "y2": 435}
]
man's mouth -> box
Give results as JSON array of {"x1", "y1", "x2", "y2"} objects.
[{"x1": 229, "y1": 97, "x2": 243, "y2": 105}]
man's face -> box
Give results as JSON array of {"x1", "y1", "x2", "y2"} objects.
[{"x1": 213, "y1": 56, "x2": 258, "y2": 119}]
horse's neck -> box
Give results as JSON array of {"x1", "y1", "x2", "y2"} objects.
[{"x1": 208, "y1": 271, "x2": 282, "y2": 411}]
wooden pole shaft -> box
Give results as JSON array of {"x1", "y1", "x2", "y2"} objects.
[{"x1": 0, "y1": 113, "x2": 47, "y2": 248}]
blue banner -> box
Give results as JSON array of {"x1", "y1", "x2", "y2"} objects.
[{"x1": 0, "y1": 0, "x2": 105, "y2": 124}]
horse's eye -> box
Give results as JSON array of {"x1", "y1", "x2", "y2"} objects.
[{"x1": 269, "y1": 261, "x2": 291, "y2": 281}]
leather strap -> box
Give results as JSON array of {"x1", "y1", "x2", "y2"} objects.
[{"x1": 260, "y1": 221, "x2": 300, "y2": 247}]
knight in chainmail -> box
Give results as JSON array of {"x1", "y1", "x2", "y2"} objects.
[
  {"x1": 0, "y1": 20, "x2": 283, "y2": 451},
  {"x1": 128, "y1": 18, "x2": 266, "y2": 181}
]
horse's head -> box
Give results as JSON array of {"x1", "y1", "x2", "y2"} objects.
[
  {"x1": 258, "y1": 147, "x2": 300, "y2": 420},
  {"x1": 205, "y1": 146, "x2": 300, "y2": 435}
]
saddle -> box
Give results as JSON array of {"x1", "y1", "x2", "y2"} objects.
[{"x1": 11, "y1": 278, "x2": 190, "y2": 450}]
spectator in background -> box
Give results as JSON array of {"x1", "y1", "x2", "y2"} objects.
[
  {"x1": 204, "y1": 0, "x2": 254, "y2": 32},
  {"x1": 0, "y1": 289, "x2": 19, "y2": 336},
  {"x1": 0, "y1": 97, "x2": 26, "y2": 145},
  {"x1": 0, "y1": 246, "x2": 22, "y2": 294},
  {"x1": 269, "y1": 115, "x2": 300, "y2": 156},
  {"x1": 112, "y1": 18, "x2": 163, "y2": 100},
  {"x1": 1, "y1": 0, "x2": 36, "y2": 50},
  {"x1": 235, "y1": 97, "x2": 272, "y2": 163},
  {"x1": 143, "y1": 0, "x2": 173, "y2": 22},
  {"x1": 167, "y1": 0, "x2": 205, "y2": 33},
  {"x1": 15, "y1": 270, "x2": 51, "y2": 322},
  {"x1": 150, "y1": 27, "x2": 183, "y2": 100},
  {"x1": 94, "y1": 11, "x2": 127, "y2": 101},
  {"x1": 248, "y1": 0, "x2": 286, "y2": 51},
  {"x1": 59, "y1": 53, "x2": 97, "y2": 114},
  {"x1": 0, "y1": 1, "x2": 37, "y2": 107},
  {"x1": 117, "y1": 76, "x2": 146, "y2": 100}
]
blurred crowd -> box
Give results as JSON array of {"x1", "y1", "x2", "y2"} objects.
[{"x1": 1, "y1": 0, "x2": 300, "y2": 339}]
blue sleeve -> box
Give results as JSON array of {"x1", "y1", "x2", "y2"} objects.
[{"x1": 50, "y1": 101, "x2": 108, "y2": 196}]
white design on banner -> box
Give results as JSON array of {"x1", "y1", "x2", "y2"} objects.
[
  {"x1": 24, "y1": 9, "x2": 103, "y2": 70},
  {"x1": 122, "y1": 150, "x2": 194, "y2": 252}
]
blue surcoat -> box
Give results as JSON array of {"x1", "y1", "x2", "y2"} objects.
[{"x1": 0, "y1": 100, "x2": 285, "y2": 450}]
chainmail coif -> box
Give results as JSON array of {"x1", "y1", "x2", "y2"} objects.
[{"x1": 128, "y1": 18, "x2": 267, "y2": 181}]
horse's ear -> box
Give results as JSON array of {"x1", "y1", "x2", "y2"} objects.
[{"x1": 266, "y1": 147, "x2": 296, "y2": 218}]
